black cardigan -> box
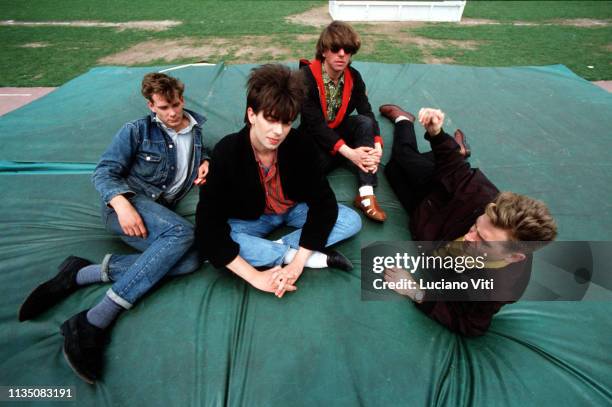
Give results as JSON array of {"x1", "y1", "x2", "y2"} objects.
[
  {"x1": 411, "y1": 130, "x2": 500, "y2": 241},
  {"x1": 195, "y1": 126, "x2": 339, "y2": 268},
  {"x1": 299, "y1": 63, "x2": 381, "y2": 153},
  {"x1": 410, "y1": 130, "x2": 531, "y2": 336}
]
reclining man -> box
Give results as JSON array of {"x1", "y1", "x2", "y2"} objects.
[
  {"x1": 19, "y1": 73, "x2": 210, "y2": 382},
  {"x1": 380, "y1": 104, "x2": 557, "y2": 336},
  {"x1": 196, "y1": 64, "x2": 361, "y2": 297},
  {"x1": 299, "y1": 21, "x2": 387, "y2": 223}
]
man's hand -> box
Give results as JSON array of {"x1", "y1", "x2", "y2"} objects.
[
  {"x1": 384, "y1": 267, "x2": 424, "y2": 303},
  {"x1": 273, "y1": 263, "x2": 304, "y2": 298},
  {"x1": 226, "y1": 256, "x2": 297, "y2": 297},
  {"x1": 251, "y1": 266, "x2": 297, "y2": 296},
  {"x1": 194, "y1": 160, "x2": 210, "y2": 186},
  {"x1": 418, "y1": 108, "x2": 445, "y2": 137},
  {"x1": 109, "y1": 195, "x2": 147, "y2": 238},
  {"x1": 273, "y1": 247, "x2": 311, "y2": 297},
  {"x1": 340, "y1": 145, "x2": 376, "y2": 173},
  {"x1": 366, "y1": 142, "x2": 383, "y2": 174}
]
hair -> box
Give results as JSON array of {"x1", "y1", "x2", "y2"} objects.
[
  {"x1": 141, "y1": 72, "x2": 185, "y2": 103},
  {"x1": 315, "y1": 21, "x2": 361, "y2": 61},
  {"x1": 244, "y1": 64, "x2": 305, "y2": 124},
  {"x1": 485, "y1": 192, "x2": 558, "y2": 252}
]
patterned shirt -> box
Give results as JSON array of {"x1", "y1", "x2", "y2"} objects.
[
  {"x1": 255, "y1": 153, "x2": 296, "y2": 215},
  {"x1": 323, "y1": 68, "x2": 344, "y2": 122}
]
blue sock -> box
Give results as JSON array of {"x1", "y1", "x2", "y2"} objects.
[
  {"x1": 86, "y1": 295, "x2": 124, "y2": 329},
  {"x1": 76, "y1": 264, "x2": 103, "y2": 286}
]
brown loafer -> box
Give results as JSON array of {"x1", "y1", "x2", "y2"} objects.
[
  {"x1": 379, "y1": 104, "x2": 415, "y2": 123},
  {"x1": 454, "y1": 129, "x2": 471, "y2": 158},
  {"x1": 354, "y1": 194, "x2": 387, "y2": 222}
]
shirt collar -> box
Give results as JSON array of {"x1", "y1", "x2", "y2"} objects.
[
  {"x1": 253, "y1": 149, "x2": 278, "y2": 168},
  {"x1": 154, "y1": 111, "x2": 197, "y2": 135},
  {"x1": 322, "y1": 67, "x2": 344, "y2": 87}
]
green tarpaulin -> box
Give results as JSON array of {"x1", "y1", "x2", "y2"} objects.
[{"x1": 0, "y1": 62, "x2": 611, "y2": 406}]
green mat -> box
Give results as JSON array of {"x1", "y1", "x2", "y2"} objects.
[{"x1": 1, "y1": 63, "x2": 611, "y2": 406}]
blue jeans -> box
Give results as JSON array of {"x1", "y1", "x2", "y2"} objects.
[
  {"x1": 228, "y1": 203, "x2": 361, "y2": 267},
  {"x1": 101, "y1": 195, "x2": 200, "y2": 308}
]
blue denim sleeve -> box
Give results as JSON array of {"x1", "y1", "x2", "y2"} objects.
[
  {"x1": 201, "y1": 129, "x2": 212, "y2": 162},
  {"x1": 201, "y1": 145, "x2": 212, "y2": 162},
  {"x1": 92, "y1": 122, "x2": 139, "y2": 205}
]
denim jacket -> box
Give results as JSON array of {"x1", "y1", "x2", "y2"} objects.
[{"x1": 93, "y1": 109, "x2": 209, "y2": 207}]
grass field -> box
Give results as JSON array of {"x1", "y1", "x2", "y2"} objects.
[{"x1": 0, "y1": 1, "x2": 610, "y2": 86}]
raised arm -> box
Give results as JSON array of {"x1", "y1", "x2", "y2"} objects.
[{"x1": 418, "y1": 108, "x2": 473, "y2": 192}]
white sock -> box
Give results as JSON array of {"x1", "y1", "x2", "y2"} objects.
[
  {"x1": 395, "y1": 116, "x2": 411, "y2": 124},
  {"x1": 283, "y1": 247, "x2": 297, "y2": 264},
  {"x1": 359, "y1": 185, "x2": 374, "y2": 197},
  {"x1": 283, "y1": 248, "x2": 328, "y2": 268},
  {"x1": 305, "y1": 251, "x2": 328, "y2": 268}
]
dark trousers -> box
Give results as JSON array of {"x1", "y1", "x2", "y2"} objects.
[
  {"x1": 315, "y1": 115, "x2": 378, "y2": 187},
  {"x1": 384, "y1": 120, "x2": 435, "y2": 213}
]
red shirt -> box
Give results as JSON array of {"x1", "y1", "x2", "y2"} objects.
[{"x1": 255, "y1": 152, "x2": 295, "y2": 215}]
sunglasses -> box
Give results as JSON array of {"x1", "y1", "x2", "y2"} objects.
[{"x1": 329, "y1": 44, "x2": 357, "y2": 54}]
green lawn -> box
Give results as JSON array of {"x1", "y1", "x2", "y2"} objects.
[
  {"x1": 409, "y1": 24, "x2": 612, "y2": 81},
  {"x1": 463, "y1": 1, "x2": 612, "y2": 21},
  {"x1": 0, "y1": 1, "x2": 610, "y2": 86}
]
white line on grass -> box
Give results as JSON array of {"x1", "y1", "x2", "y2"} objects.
[{"x1": 159, "y1": 63, "x2": 216, "y2": 73}]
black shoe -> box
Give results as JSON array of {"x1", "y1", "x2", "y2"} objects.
[
  {"x1": 19, "y1": 256, "x2": 92, "y2": 321},
  {"x1": 60, "y1": 310, "x2": 109, "y2": 384},
  {"x1": 325, "y1": 249, "x2": 353, "y2": 272}
]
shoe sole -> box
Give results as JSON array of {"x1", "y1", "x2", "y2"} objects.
[
  {"x1": 379, "y1": 105, "x2": 415, "y2": 123},
  {"x1": 353, "y1": 200, "x2": 386, "y2": 223},
  {"x1": 331, "y1": 259, "x2": 354, "y2": 272},
  {"x1": 60, "y1": 323, "x2": 96, "y2": 385},
  {"x1": 454, "y1": 130, "x2": 471, "y2": 158}
]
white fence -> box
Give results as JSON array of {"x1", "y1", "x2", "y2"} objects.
[{"x1": 329, "y1": 1, "x2": 467, "y2": 22}]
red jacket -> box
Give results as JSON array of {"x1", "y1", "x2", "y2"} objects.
[{"x1": 299, "y1": 59, "x2": 382, "y2": 155}]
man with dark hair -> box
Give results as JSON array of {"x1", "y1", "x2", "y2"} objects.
[
  {"x1": 196, "y1": 64, "x2": 361, "y2": 296},
  {"x1": 379, "y1": 104, "x2": 557, "y2": 336},
  {"x1": 19, "y1": 72, "x2": 210, "y2": 382},
  {"x1": 299, "y1": 21, "x2": 387, "y2": 223}
]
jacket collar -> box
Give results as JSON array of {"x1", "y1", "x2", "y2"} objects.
[
  {"x1": 304, "y1": 59, "x2": 354, "y2": 129},
  {"x1": 148, "y1": 107, "x2": 206, "y2": 130}
]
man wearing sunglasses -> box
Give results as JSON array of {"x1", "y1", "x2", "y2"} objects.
[{"x1": 299, "y1": 21, "x2": 387, "y2": 223}]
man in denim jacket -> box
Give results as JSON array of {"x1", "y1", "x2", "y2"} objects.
[{"x1": 19, "y1": 72, "x2": 210, "y2": 383}]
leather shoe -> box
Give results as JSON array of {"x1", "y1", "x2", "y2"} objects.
[
  {"x1": 324, "y1": 249, "x2": 353, "y2": 272},
  {"x1": 61, "y1": 310, "x2": 110, "y2": 384},
  {"x1": 354, "y1": 194, "x2": 387, "y2": 222},
  {"x1": 19, "y1": 255, "x2": 92, "y2": 321},
  {"x1": 454, "y1": 129, "x2": 471, "y2": 158},
  {"x1": 379, "y1": 104, "x2": 415, "y2": 123}
]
